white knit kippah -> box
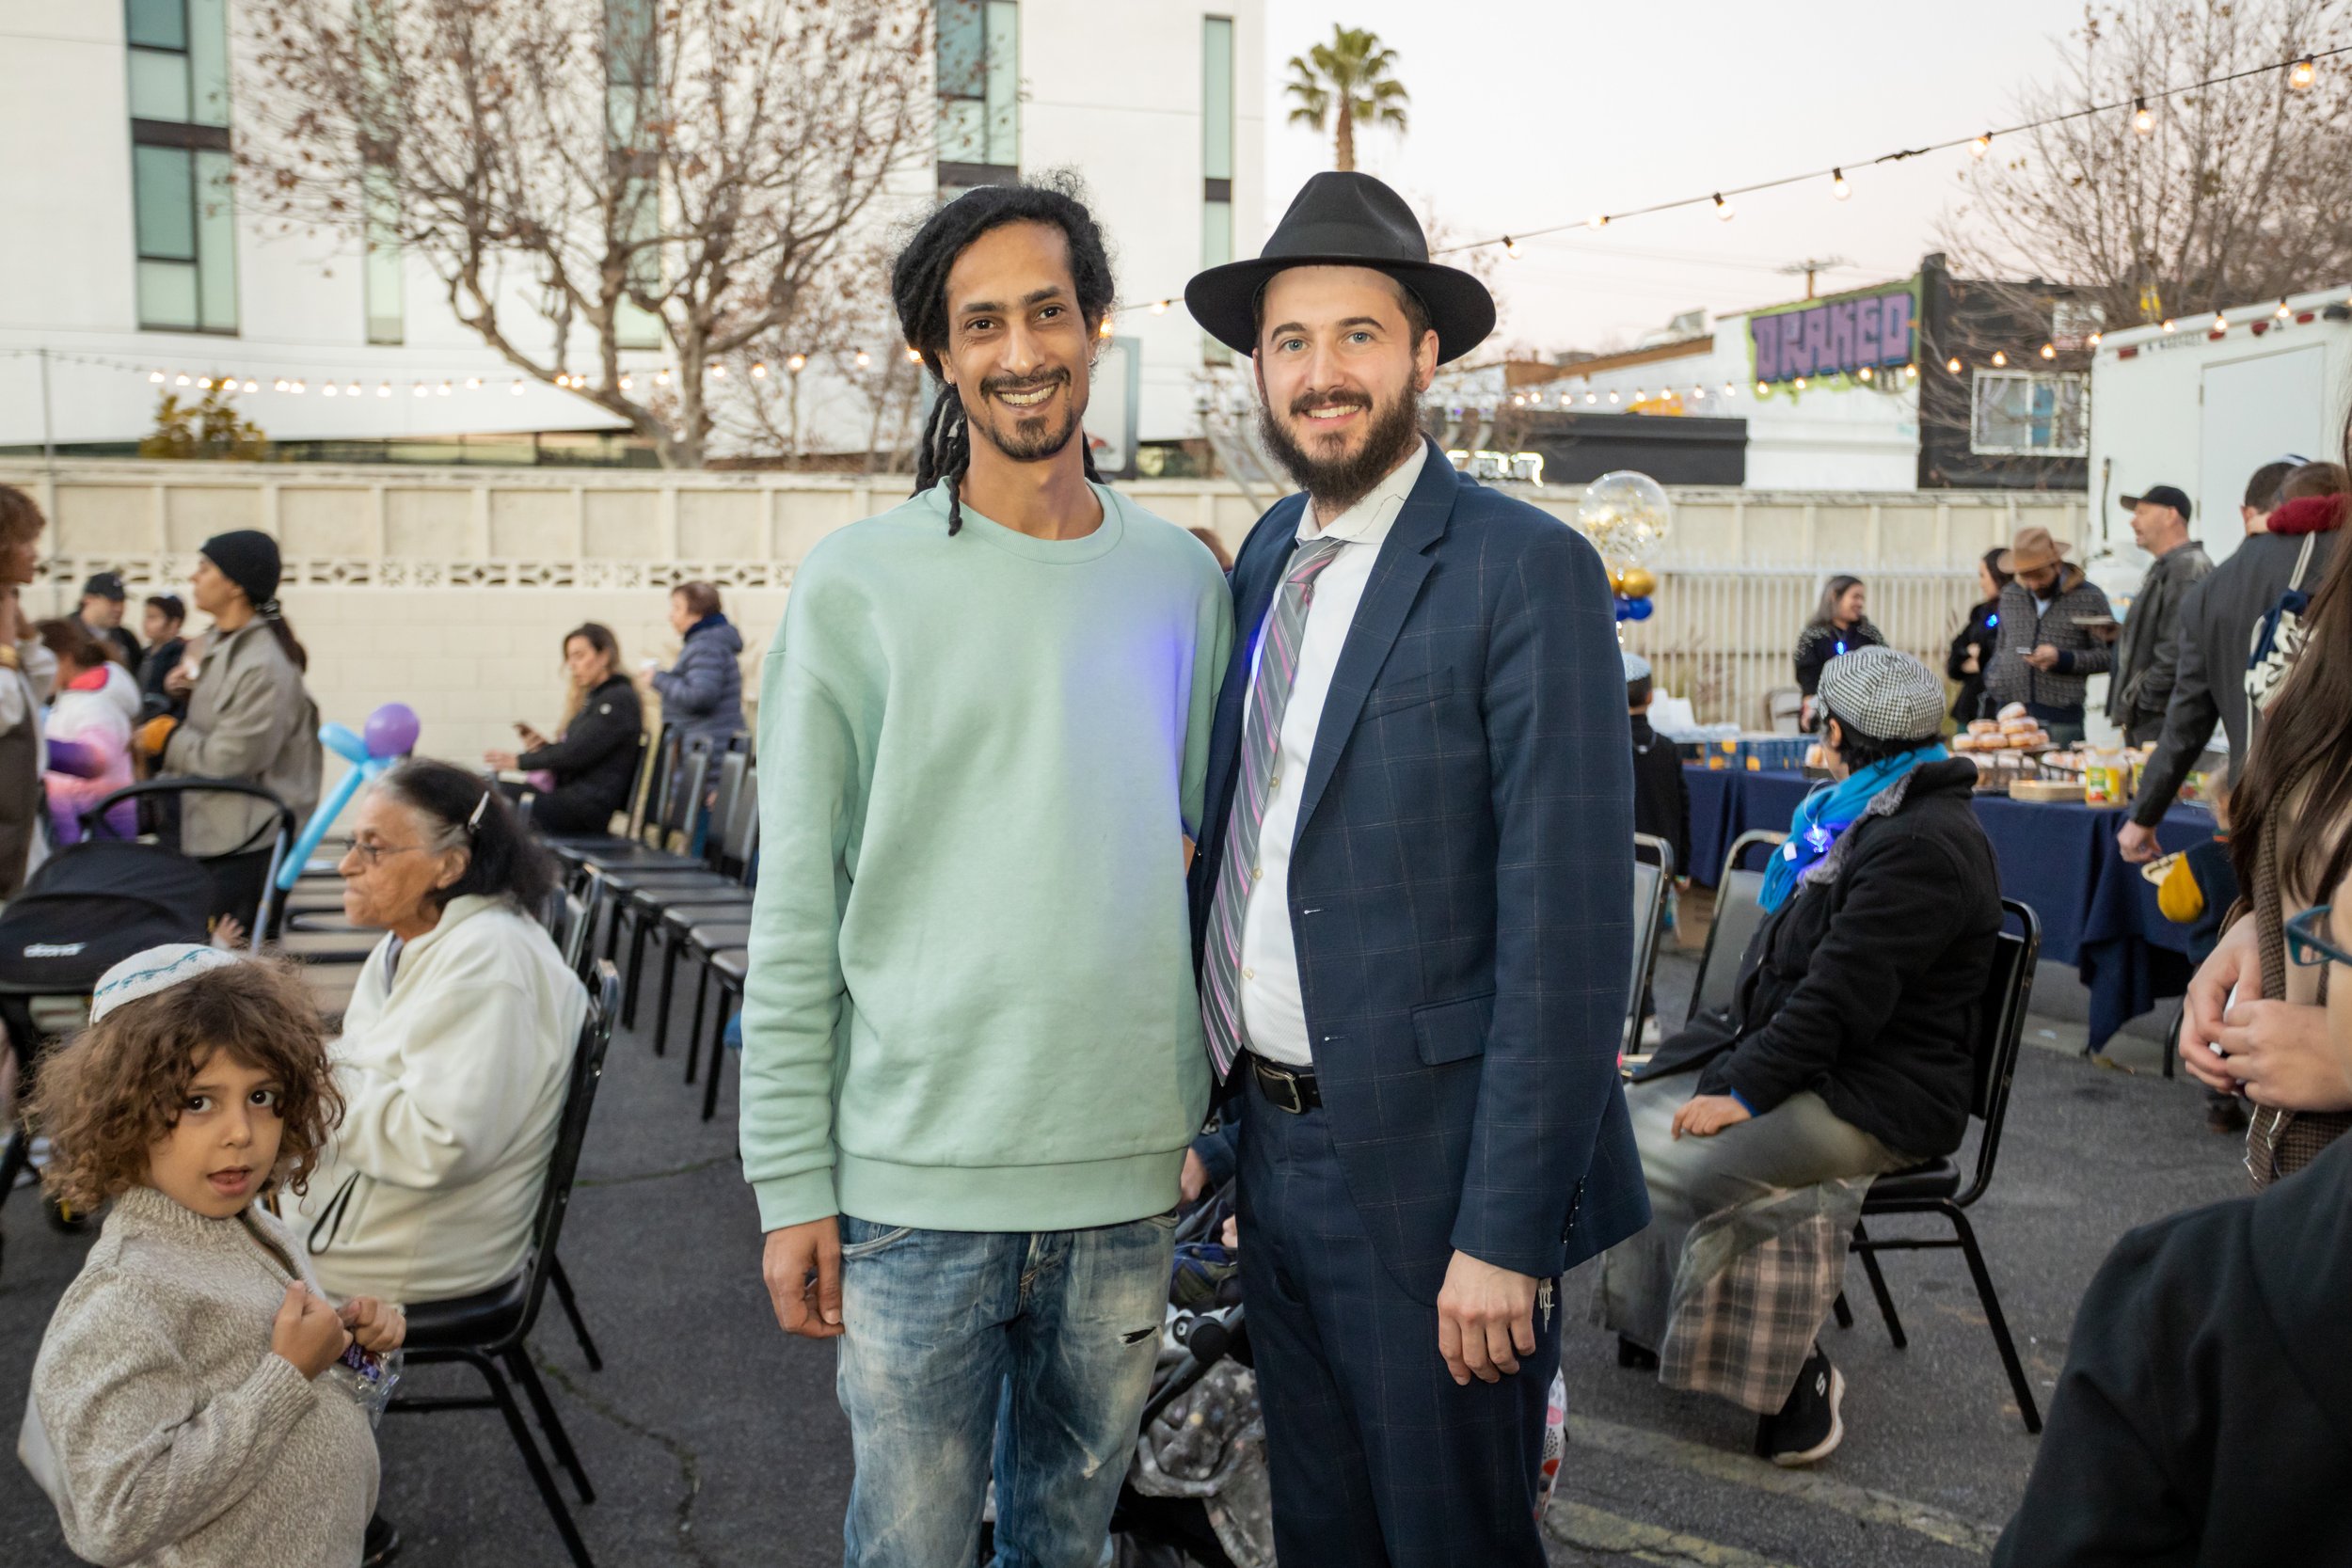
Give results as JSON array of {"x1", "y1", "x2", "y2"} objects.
[
  {"x1": 1819, "y1": 645, "x2": 1947, "y2": 742},
  {"x1": 1621, "y1": 652, "x2": 1653, "y2": 683},
  {"x1": 89, "y1": 944, "x2": 240, "y2": 1023}
]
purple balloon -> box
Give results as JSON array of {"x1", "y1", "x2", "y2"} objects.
[{"x1": 363, "y1": 703, "x2": 421, "y2": 759}]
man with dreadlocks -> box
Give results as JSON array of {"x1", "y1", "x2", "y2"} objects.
[
  {"x1": 739, "y1": 175, "x2": 1233, "y2": 1567},
  {"x1": 1184, "y1": 172, "x2": 1648, "y2": 1564}
]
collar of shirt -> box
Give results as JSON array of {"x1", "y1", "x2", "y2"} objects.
[{"x1": 1292, "y1": 440, "x2": 1429, "y2": 550}]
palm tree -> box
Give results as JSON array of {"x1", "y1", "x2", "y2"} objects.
[{"x1": 1284, "y1": 25, "x2": 1409, "y2": 172}]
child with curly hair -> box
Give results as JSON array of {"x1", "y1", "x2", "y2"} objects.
[{"x1": 24, "y1": 945, "x2": 401, "y2": 1566}]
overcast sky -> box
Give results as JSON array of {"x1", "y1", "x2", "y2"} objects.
[{"x1": 1262, "y1": 0, "x2": 2084, "y2": 353}]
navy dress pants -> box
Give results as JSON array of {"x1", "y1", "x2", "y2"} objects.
[{"x1": 1238, "y1": 1070, "x2": 1561, "y2": 1567}]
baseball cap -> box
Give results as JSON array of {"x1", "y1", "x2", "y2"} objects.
[{"x1": 2119, "y1": 484, "x2": 2192, "y2": 523}]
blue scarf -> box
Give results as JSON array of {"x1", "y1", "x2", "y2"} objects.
[{"x1": 1757, "y1": 746, "x2": 1948, "y2": 911}]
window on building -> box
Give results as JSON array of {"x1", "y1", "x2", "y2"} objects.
[
  {"x1": 607, "y1": 0, "x2": 663, "y2": 349},
  {"x1": 129, "y1": 0, "x2": 236, "y2": 332},
  {"x1": 1970, "y1": 370, "x2": 2089, "y2": 457},
  {"x1": 1202, "y1": 16, "x2": 1234, "y2": 362},
  {"x1": 937, "y1": 0, "x2": 1018, "y2": 195}
]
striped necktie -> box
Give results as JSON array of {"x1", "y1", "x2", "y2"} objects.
[{"x1": 1200, "y1": 534, "x2": 1346, "y2": 1078}]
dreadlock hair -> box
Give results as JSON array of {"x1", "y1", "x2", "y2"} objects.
[{"x1": 892, "y1": 173, "x2": 1116, "y2": 536}]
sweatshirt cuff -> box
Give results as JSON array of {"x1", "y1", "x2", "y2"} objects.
[
  {"x1": 2055, "y1": 650, "x2": 2077, "y2": 674},
  {"x1": 753, "y1": 1169, "x2": 839, "y2": 1233}
]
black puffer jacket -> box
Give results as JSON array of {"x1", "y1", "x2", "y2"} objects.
[
  {"x1": 1639, "y1": 757, "x2": 2001, "y2": 1159},
  {"x1": 519, "y1": 674, "x2": 644, "y2": 823}
]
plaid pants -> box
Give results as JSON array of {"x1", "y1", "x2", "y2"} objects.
[{"x1": 1595, "y1": 1076, "x2": 1908, "y2": 1414}]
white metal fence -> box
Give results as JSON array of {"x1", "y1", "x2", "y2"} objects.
[{"x1": 1620, "y1": 567, "x2": 1980, "y2": 730}]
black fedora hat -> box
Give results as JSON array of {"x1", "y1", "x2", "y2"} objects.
[{"x1": 1185, "y1": 172, "x2": 1496, "y2": 364}]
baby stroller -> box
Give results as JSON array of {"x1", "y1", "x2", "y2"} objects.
[
  {"x1": 0, "y1": 778, "x2": 296, "y2": 1275},
  {"x1": 1104, "y1": 1182, "x2": 1571, "y2": 1567}
]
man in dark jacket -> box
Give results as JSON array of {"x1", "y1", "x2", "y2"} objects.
[
  {"x1": 2106, "y1": 484, "x2": 2211, "y2": 744},
  {"x1": 647, "y1": 580, "x2": 746, "y2": 753},
  {"x1": 1994, "y1": 889, "x2": 2352, "y2": 1565},
  {"x1": 1985, "y1": 526, "x2": 2112, "y2": 745},
  {"x1": 136, "y1": 593, "x2": 187, "y2": 718},
  {"x1": 76, "y1": 571, "x2": 141, "y2": 670},
  {"x1": 1598, "y1": 646, "x2": 2001, "y2": 1467},
  {"x1": 2122, "y1": 461, "x2": 2342, "y2": 862}
]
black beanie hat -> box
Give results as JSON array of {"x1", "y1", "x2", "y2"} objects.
[{"x1": 199, "y1": 530, "x2": 282, "y2": 611}]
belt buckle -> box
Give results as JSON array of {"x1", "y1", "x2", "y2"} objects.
[{"x1": 1255, "y1": 1057, "x2": 1306, "y2": 1115}]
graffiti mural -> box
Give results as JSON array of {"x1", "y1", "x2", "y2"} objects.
[{"x1": 1750, "y1": 282, "x2": 1917, "y2": 384}]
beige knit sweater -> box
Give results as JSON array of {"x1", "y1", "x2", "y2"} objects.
[{"x1": 29, "y1": 1185, "x2": 378, "y2": 1566}]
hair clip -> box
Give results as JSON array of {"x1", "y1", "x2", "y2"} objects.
[{"x1": 468, "y1": 790, "x2": 490, "y2": 832}]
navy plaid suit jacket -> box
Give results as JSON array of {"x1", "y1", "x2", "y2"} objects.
[{"x1": 1193, "y1": 442, "x2": 1650, "y2": 1304}]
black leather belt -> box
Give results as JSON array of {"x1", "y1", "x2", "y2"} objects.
[{"x1": 1248, "y1": 1053, "x2": 1322, "y2": 1114}]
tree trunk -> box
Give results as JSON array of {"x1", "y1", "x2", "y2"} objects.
[{"x1": 1336, "y1": 103, "x2": 1356, "y2": 171}]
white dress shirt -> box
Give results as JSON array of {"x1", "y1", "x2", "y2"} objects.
[{"x1": 1237, "y1": 441, "x2": 1429, "y2": 1066}]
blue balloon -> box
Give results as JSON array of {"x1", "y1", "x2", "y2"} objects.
[
  {"x1": 1614, "y1": 599, "x2": 1633, "y2": 622},
  {"x1": 320, "y1": 721, "x2": 369, "y2": 765},
  {"x1": 1627, "y1": 596, "x2": 1655, "y2": 622}
]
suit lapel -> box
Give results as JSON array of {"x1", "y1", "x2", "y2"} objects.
[{"x1": 1295, "y1": 442, "x2": 1459, "y2": 833}]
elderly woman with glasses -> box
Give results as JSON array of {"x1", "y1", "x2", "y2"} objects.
[{"x1": 292, "y1": 758, "x2": 587, "y2": 1309}]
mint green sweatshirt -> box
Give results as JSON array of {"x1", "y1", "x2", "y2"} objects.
[{"x1": 740, "y1": 482, "x2": 1233, "y2": 1233}]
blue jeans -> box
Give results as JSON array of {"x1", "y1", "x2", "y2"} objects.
[{"x1": 834, "y1": 1213, "x2": 1176, "y2": 1568}]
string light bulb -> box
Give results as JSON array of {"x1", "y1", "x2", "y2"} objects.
[
  {"x1": 748, "y1": 362, "x2": 766, "y2": 379},
  {"x1": 197, "y1": 376, "x2": 214, "y2": 389},
  {"x1": 709, "y1": 363, "x2": 725, "y2": 378},
  {"x1": 1947, "y1": 356, "x2": 1963, "y2": 373},
  {"x1": 1587, "y1": 213, "x2": 1608, "y2": 230},
  {"x1": 1755, "y1": 380, "x2": 1768, "y2": 395},
  {"x1": 1793, "y1": 375, "x2": 1807, "y2": 389},
  {"x1": 655, "y1": 369, "x2": 671, "y2": 386},
  {"x1": 1503, "y1": 235, "x2": 1523, "y2": 259},
  {"x1": 1585, "y1": 391, "x2": 1597, "y2": 404},
  {"x1": 1150, "y1": 300, "x2": 1168, "y2": 314},
  {"x1": 1712, "y1": 193, "x2": 1733, "y2": 221},
  {"x1": 1692, "y1": 385, "x2": 1706, "y2": 399},
  {"x1": 273, "y1": 379, "x2": 289, "y2": 392},
  {"x1": 175, "y1": 373, "x2": 191, "y2": 387},
  {"x1": 375, "y1": 382, "x2": 390, "y2": 398},
  {"x1": 414, "y1": 381, "x2": 431, "y2": 396},
  {"x1": 619, "y1": 373, "x2": 634, "y2": 390},
  {"x1": 1098, "y1": 318, "x2": 1114, "y2": 338},
  {"x1": 854, "y1": 350, "x2": 871, "y2": 367},
  {"x1": 509, "y1": 379, "x2": 525, "y2": 396},
  {"x1": 437, "y1": 380, "x2": 453, "y2": 396},
  {"x1": 2279, "y1": 299, "x2": 2294, "y2": 318},
  {"x1": 906, "y1": 347, "x2": 923, "y2": 363},
  {"x1": 1858, "y1": 365, "x2": 1874, "y2": 381},
  {"x1": 2134, "y1": 97, "x2": 2154, "y2": 135},
  {"x1": 289, "y1": 380, "x2": 305, "y2": 394},
  {"x1": 2211, "y1": 314, "x2": 2228, "y2": 333},
  {"x1": 1991, "y1": 350, "x2": 2008, "y2": 367},
  {"x1": 1970, "y1": 132, "x2": 1992, "y2": 159},
  {"x1": 346, "y1": 381, "x2": 361, "y2": 397},
  {"x1": 320, "y1": 380, "x2": 336, "y2": 396},
  {"x1": 2291, "y1": 55, "x2": 2316, "y2": 90},
  {"x1": 787, "y1": 353, "x2": 806, "y2": 372},
  {"x1": 1904, "y1": 362, "x2": 1918, "y2": 379},
  {"x1": 464, "y1": 376, "x2": 481, "y2": 390},
  {"x1": 2088, "y1": 332, "x2": 2102, "y2": 347},
  {"x1": 2162, "y1": 318, "x2": 2177, "y2": 332},
  {"x1": 2040, "y1": 342, "x2": 2057, "y2": 359},
  {"x1": 1723, "y1": 381, "x2": 1738, "y2": 396},
  {"x1": 1831, "y1": 167, "x2": 1851, "y2": 200},
  {"x1": 149, "y1": 370, "x2": 165, "y2": 384},
  {"x1": 1607, "y1": 389, "x2": 1620, "y2": 404}
]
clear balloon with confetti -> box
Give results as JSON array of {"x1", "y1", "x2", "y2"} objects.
[{"x1": 1575, "y1": 470, "x2": 1673, "y2": 572}]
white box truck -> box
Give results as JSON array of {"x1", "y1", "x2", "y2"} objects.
[{"x1": 2089, "y1": 285, "x2": 2352, "y2": 569}]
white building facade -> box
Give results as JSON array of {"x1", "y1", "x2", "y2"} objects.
[{"x1": 0, "y1": 0, "x2": 1264, "y2": 463}]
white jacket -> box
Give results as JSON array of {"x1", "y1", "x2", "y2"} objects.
[{"x1": 294, "y1": 895, "x2": 587, "y2": 1304}]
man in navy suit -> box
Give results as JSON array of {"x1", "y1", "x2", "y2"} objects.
[{"x1": 1184, "y1": 171, "x2": 1648, "y2": 1564}]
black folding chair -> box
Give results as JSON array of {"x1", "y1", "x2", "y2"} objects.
[
  {"x1": 1626, "y1": 834, "x2": 1673, "y2": 1052},
  {"x1": 1686, "y1": 830, "x2": 1784, "y2": 1024},
  {"x1": 1833, "y1": 898, "x2": 2044, "y2": 1434},
  {"x1": 389, "y1": 960, "x2": 620, "y2": 1568}
]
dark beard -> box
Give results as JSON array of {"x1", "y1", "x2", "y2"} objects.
[
  {"x1": 966, "y1": 372, "x2": 1082, "y2": 464},
  {"x1": 1257, "y1": 384, "x2": 1425, "y2": 513}
]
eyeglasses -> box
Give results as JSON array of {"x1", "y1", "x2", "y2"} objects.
[
  {"x1": 343, "y1": 841, "x2": 425, "y2": 867},
  {"x1": 2284, "y1": 905, "x2": 2350, "y2": 969}
]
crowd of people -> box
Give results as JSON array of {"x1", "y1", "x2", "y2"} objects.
[{"x1": 1, "y1": 167, "x2": 2349, "y2": 1568}]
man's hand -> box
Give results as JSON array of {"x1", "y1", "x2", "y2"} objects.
[
  {"x1": 2025, "y1": 644, "x2": 2061, "y2": 672},
  {"x1": 1671, "y1": 1094, "x2": 1752, "y2": 1139},
  {"x1": 1436, "y1": 1251, "x2": 1538, "y2": 1386},
  {"x1": 2209, "y1": 999, "x2": 2347, "y2": 1111},
  {"x1": 2117, "y1": 821, "x2": 2161, "y2": 864},
  {"x1": 484, "y1": 749, "x2": 520, "y2": 772},
  {"x1": 339, "y1": 1296, "x2": 406, "y2": 1354},
  {"x1": 762, "y1": 1218, "x2": 843, "y2": 1338},
  {"x1": 1179, "y1": 1147, "x2": 1210, "y2": 1203},
  {"x1": 164, "y1": 660, "x2": 197, "y2": 697}
]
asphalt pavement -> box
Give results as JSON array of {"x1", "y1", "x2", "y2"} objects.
[{"x1": 1, "y1": 923, "x2": 2249, "y2": 1568}]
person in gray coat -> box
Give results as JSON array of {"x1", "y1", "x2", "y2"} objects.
[
  {"x1": 645, "y1": 580, "x2": 745, "y2": 752},
  {"x1": 149, "y1": 530, "x2": 322, "y2": 937}
]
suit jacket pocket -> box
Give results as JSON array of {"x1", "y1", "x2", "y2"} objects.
[
  {"x1": 1412, "y1": 991, "x2": 1495, "y2": 1065},
  {"x1": 1360, "y1": 673, "x2": 1453, "y2": 719}
]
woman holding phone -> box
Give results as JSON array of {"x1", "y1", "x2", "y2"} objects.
[{"x1": 485, "y1": 623, "x2": 644, "y2": 833}]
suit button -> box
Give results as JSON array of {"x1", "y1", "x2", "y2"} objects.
[{"x1": 1243, "y1": 968, "x2": 1255, "y2": 980}]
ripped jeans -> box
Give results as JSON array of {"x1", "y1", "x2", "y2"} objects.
[{"x1": 834, "y1": 1212, "x2": 1176, "y2": 1568}]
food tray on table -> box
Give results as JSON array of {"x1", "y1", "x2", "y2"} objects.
[{"x1": 1952, "y1": 705, "x2": 2062, "y2": 795}]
